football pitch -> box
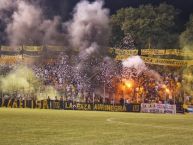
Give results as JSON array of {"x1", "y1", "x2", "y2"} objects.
[{"x1": 0, "y1": 108, "x2": 193, "y2": 145}]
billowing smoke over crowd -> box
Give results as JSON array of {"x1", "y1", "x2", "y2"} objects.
[
  {"x1": 0, "y1": 0, "x2": 164, "y2": 102},
  {"x1": 0, "y1": 0, "x2": 110, "y2": 49},
  {"x1": 63, "y1": 0, "x2": 114, "y2": 92},
  {"x1": 0, "y1": 0, "x2": 118, "y2": 98}
]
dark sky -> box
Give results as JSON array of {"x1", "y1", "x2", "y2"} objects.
[{"x1": 43, "y1": 0, "x2": 193, "y2": 23}]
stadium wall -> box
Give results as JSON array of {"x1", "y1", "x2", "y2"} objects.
[{"x1": 0, "y1": 99, "x2": 186, "y2": 114}]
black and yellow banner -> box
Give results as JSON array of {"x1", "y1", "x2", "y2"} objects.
[
  {"x1": 141, "y1": 57, "x2": 193, "y2": 67},
  {"x1": 1, "y1": 45, "x2": 193, "y2": 56},
  {"x1": 1, "y1": 46, "x2": 193, "y2": 66},
  {"x1": 0, "y1": 99, "x2": 128, "y2": 112},
  {"x1": 111, "y1": 48, "x2": 193, "y2": 57},
  {"x1": 0, "y1": 53, "x2": 193, "y2": 66},
  {"x1": 23, "y1": 46, "x2": 43, "y2": 52},
  {"x1": 0, "y1": 56, "x2": 22, "y2": 64},
  {"x1": 46, "y1": 45, "x2": 64, "y2": 51},
  {"x1": 115, "y1": 55, "x2": 193, "y2": 67},
  {"x1": 1, "y1": 46, "x2": 21, "y2": 52}
]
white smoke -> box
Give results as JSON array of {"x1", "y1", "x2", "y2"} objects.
[
  {"x1": 2, "y1": 0, "x2": 110, "y2": 48},
  {"x1": 122, "y1": 56, "x2": 161, "y2": 80},
  {"x1": 79, "y1": 42, "x2": 98, "y2": 59},
  {"x1": 6, "y1": 1, "x2": 43, "y2": 45},
  {"x1": 62, "y1": 0, "x2": 116, "y2": 91},
  {"x1": 67, "y1": 0, "x2": 110, "y2": 58},
  {"x1": 3, "y1": 0, "x2": 61, "y2": 46},
  {"x1": 40, "y1": 16, "x2": 61, "y2": 45},
  {"x1": 0, "y1": 0, "x2": 15, "y2": 21},
  {"x1": 122, "y1": 56, "x2": 147, "y2": 73},
  {"x1": 122, "y1": 56, "x2": 146, "y2": 69},
  {"x1": 0, "y1": 0, "x2": 14, "y2": 10}
]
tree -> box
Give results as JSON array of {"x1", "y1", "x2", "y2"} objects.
[
  {"x1": 180, "y1": 15, "x2": 193, "y2": 50},
  {"x1": 110, "y1": 3, "x2": 180, "y2": 51},
  {"x1": 119, "y1": 33, "x2": 135, "y2": 49},
  {"x1": 110, "y1": 9, "x2": 125, "y2": 47}
]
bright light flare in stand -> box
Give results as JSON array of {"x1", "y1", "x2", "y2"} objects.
[
  {"x1": 123, "y1": 80, "x2": 133, "y2": 89},
  {"x1": 165, "y1": 88, "x2": 170, "y2": 94}
]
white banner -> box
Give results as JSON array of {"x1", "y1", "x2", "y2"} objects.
[{"x1": 141, "y1": 103, "x2": 176, "y2": 114}]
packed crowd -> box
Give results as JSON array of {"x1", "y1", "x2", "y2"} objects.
[
  {"x1": 121, "y1": 65, "x2": 184, "y2": 104},
  {"x1": 0, "y1": 55, "x2": 192, "y2": 105},
  {"x1": 31, "y1": 60, "x2": 190, "y2": 105}
]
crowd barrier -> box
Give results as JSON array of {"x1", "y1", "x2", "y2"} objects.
[{"x1": 0, "y1": 99, "x2": 186, "y2": 114}]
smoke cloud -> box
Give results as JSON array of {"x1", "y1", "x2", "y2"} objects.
[
  {"x1": 59, "y1": 0, "x2": 117, "y2": 92},
  {"x1": 0, "y1": 0, "x2": 14, "y2": 10},
  {"x1": 0, "y1": 66, "x2": 40, "y2": 94},
  {"x1": 67, "y1": 0, "x2": 110, "y2": 58},
  {"x1": 1, "y1": 0, "x2": 110, "y2": 47},
  {"x1": 0, "y1": 65, "x2": 60, "y2": 100},
  {"x1": 122, "y1": 56, "x2": 161, "y2": 80},
  {"x1": 40, "y1": 16, "x2": 62, "y2": 45},
  {"x1": 1, "y1": 0, "x2": 61, "y2": 46},
  {"x1": 6, "y1": 1, "x2": 43, "y2": 45},
  {"x1": 37, "y1": 86, "x2": 60, "y2": 100},
  {"x1": 0, "y1": 0, "x2": 15, "y2": 22},
  {"x1": 122, "y1": 56, "x2": 147, "y2": 73}
]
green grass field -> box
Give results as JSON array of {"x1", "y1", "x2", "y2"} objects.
[{"x1": 0, "y1": 109, "x2": 193, "y2": 145}]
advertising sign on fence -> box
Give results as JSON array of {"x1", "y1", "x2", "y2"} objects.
[
  {"x1": 141, "y1": 103, "x2": 176, "y2": 114},
  {"x1": 187, "y1": 105, "x2": 193, "y2": 113}
]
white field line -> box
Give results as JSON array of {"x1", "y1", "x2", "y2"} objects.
[{"x1": 106, "y1": 118, "x2": 193, "y2": 131}]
